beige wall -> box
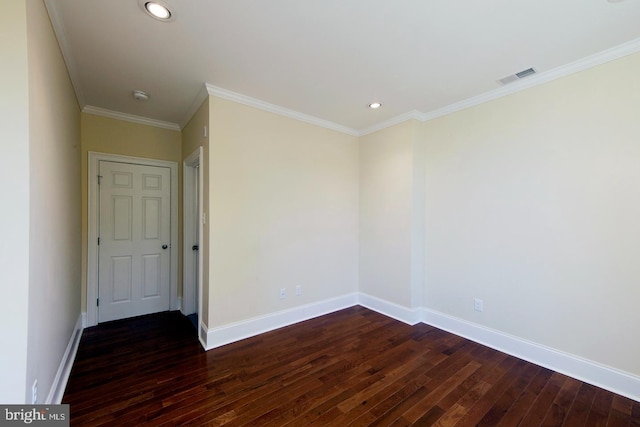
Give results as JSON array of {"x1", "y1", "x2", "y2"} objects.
[
  {"x1": 26, "y1": 0, "x2": 82, "y2": 404},
  {"x1": 206, "y1": 96, "x2": 359, "y2": 327},
  {"x1": 0, "y1": 0, "x2": 30, "y2": 403},
  {"x1": 0, "y1": 0, "x2": 82, "y2": 404},
  {"x1": 181, "y1": 99, "x2": 210, "y2": 326},
  {"x1": 80, "y1": 113, "x2": 182, "y2": 311},
  {"x1": 422, "y1": 52, "x2": 640, "y2": 376},
  {"x1": 359, "y1": 120, "x2": 422, "y2": 308}
]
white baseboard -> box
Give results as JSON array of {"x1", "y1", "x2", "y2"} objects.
[
  {"x1": 194, "y1": 292, "x2": 640, "y2": 402},
  {"x1": 357, "y1": 293, "x2": 422, "y2": 325},
  {"x1": 198, "y1": 320, "x2": 208, "y2": 350},
  {"x1": 46, "y1": 312, "x2": 84, "y2": 404},
  {"x1": 202, "y1": 293, "x2": 358, "y2": 350},
  {"x1": 422, "y1": 308, "x2": 640, "y2": 403}
]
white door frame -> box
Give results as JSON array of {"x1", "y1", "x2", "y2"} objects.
[
  {"x1": 87, "y1": 151, "x2": 179, "y2": 327},
  {"x1": 182, "y1": 148, "x2": 203, "y2": 324}
]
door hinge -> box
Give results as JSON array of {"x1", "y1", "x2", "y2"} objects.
[
  {"x1": 97, "y1": 175, "x2": 103, "y2": 185},
  {"x1": 97, "y1": 237, "x2": 100, "y2": 245},
  {"x1": 97, "y1": 298, "x2": 99, "y2": 307}
]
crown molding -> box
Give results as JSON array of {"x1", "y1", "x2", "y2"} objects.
[
  {"x1": 355, "y1": 37, "x2": 640, "y2": 135},
  {"x1": 86, "y1": 34, "x2": 640, "y2": 136},
  {"x1": 419, "y1": 37, "x2": 640, "y2": 123},
  {"x1": 82, "y1": 106, "x2": 181, "y2": 131},
  {"x1": 205, "y1": 84, "x2": 360, "y2": 137},
  {"x1": 180, "y1": 84, "x2": 211, "y2": 129},
  {"x1": 44, "y1": 0, "x2": 86, "y2": 109},
  {"x1": 358, "y1": 110, "x2": 423, "y2": 137}
]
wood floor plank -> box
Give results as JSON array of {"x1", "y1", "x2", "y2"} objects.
[
  {"x1": 631, "y1": 402, "x2": 640, "y2": 426},
  {"x1": 561, "y1": 382, "x2": 599, "y2": 426},
  {"x1": 400, "y1": 360, "x2": 482, "y2": 424},
  {"x1": 476, "y1": 361, "x2": 538, "y2": 426},
  {"x1": 364, "y1": 346, "x2": 478, "y2": 425},
  {"x1": 584, "y1": 387, "x2": 614, "y2": 427},
  {"x1": 62, "y1": 307, "x2": 639, "y2": 426},
  {"x1": 540, "y1": 376, "x2": 582, "y2": 427},
  {"x1": 518, "y1": 371, "x2": 566, "y2": 425}
]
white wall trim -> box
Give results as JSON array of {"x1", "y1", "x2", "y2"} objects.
[
  {"x1": 45, "y1": 0, "x2": 640, "y2": 142},
  {"x1": 182, "y1": 147, "x2": 204, "y2": 320},
  {"x1": 358, "y1": 110, "x2": 423, "y2": 137},
  {"x1": 46, "y1": 313, "x2": 83, "y2": 404},
  {"x1": 43, "y1": 0, "x2": 86, "y2": 110},
  {"x1": 422, "y1": 308, "x2": 640, "y2": 403},
  {"x1": 42, "y1": 298, "x2": 640, "y2": 403},
  {"x1": 201, "y1": 293, "x2": 358, "y2": 350},
  {"x1": 87, "y1": 152, "x2": 179, "y2": 326},
  {"x1": 419, "y1": 38, "x2": 640, "y2": 123},
  {"x1": 198, "y1": 321, "x2": 208, "y2": 350},
  {"x1": 181, "y1": 85, "x2": 210, "y2": 129},
  {"x1": 205, "y1": 84, "x2": 360, "y2": 137},
  {"x1": 363, "y1": 37, "x2": 640, "y2": 136},
  {"x1": 357, "y1": 293, "x2": 423, "y2": 326},
  {"x1": 192, "y1": 292, "x2": 639, "y2": 401},
  {"x1": 82, "y1": 106, "x2": 181, "y2": 131}
]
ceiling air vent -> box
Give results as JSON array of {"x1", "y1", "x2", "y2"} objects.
[{"x1": 497, "y1": 67, "x2": 537, "y2": 86}]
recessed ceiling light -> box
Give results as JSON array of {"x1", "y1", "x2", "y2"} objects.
[
  {"x1": 368, "y1": 102, "x2": 382, "y2": 109},
  {"x1": 140, "y1": 1, "x2": 174, "y2": 21}
]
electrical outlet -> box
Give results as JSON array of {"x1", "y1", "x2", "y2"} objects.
[
  {"x1": 295, "y1": 285, "x2": 302, "y2": 296},
  {"x1": 32, "y1": 380, "x2": 37, "y2": 404},
  {"x1": 279, "y1": 288, "x2": 286, "y2": 299},
  {"x1": 474, "y1": 298, "x2": 484, "y2": 312}
]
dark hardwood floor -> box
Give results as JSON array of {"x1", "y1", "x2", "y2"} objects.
[{"x1": 63, "y1": 306, "x2": 639, "y2": 426}]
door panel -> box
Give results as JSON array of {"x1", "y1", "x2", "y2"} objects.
[
  {"x1": 142, "y1": 197, "x2": 161, "y2": 239},
  {"x1": 111, "y1": 256, "x2": 132, "y2": 302},
  {"x1": 112, "y1": 196, "x2": 132, "y2": 240},
  {"x1": 142, "y1": 254, "x2": 161, "y2": 298},
  {"x1": 98, "y1": 161, "x2": 171, "y2": 323}
]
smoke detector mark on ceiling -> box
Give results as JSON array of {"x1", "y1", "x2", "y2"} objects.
[
  {"x1": 133, "y1": 90, "x2": 150, "y2": 101},
  {"x1": 498, "y1": 67, "x2": 537, "y2": 86}
]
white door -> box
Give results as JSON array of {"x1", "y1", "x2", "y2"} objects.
[{"x1": 98, "y1": 161, "x2": 171, "y2": 323}]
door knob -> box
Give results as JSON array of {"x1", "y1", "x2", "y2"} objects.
[{"x1": 162, "y1": 244, "x2": 168, "y2": 249}]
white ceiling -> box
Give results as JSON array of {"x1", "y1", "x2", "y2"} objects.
[{"x1": 44, "y1": 0, "x2": 640, "y2": 134}]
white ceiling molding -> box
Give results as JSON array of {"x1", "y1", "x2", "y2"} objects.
[
  {"x1": 44, "y1": 0, "x2": 86, "y2": 109},
  {"x1": 203, "y1": 37, "x2": 640, "y2": 138},
  {"x1": 46, "y1": 0, "x2": 640, "y2": 141},
  {"x1": 419, "y1": 37, "x2": 640, "y2": 123},
  {"x1": 180, "y1": 85, "x2": 211, "y2": 129},
  {"x1": 358, "y1": 110, "x2": 424, "y2": 137},
  {"x1": 205, "y1": 84, "x2": 360, "y2": 137},
  {"x1": 83, "y1": 106, "x2": 181, "y2": 131}
]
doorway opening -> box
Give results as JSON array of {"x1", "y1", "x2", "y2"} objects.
[{"x1": 183, "y1": 147, "x2": 203, "y2": 340}]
